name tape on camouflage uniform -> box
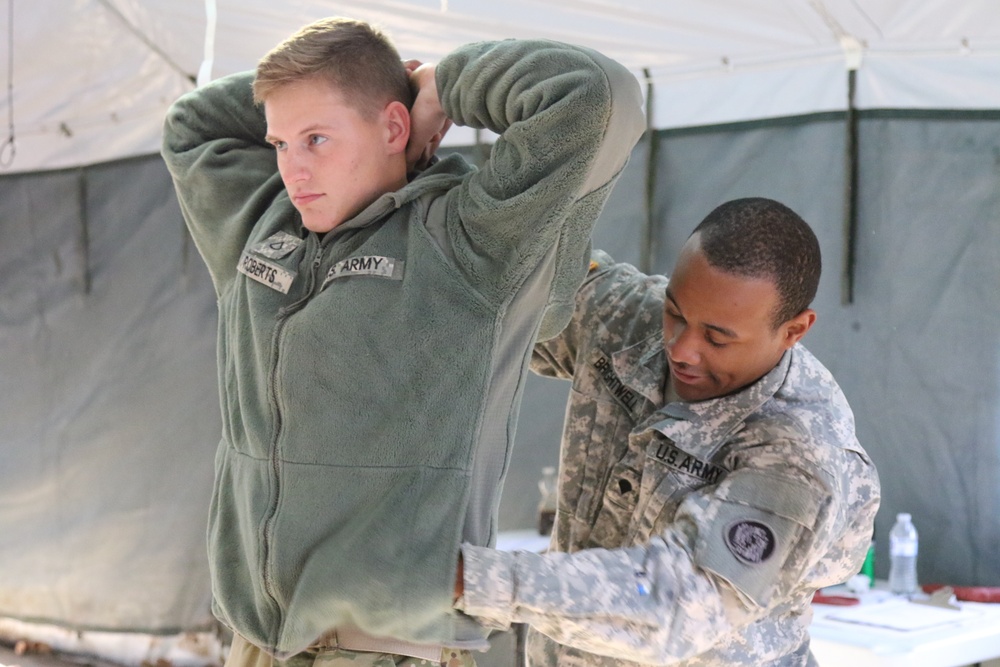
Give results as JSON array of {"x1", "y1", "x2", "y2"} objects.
[
  {"x1": 590, "y1": 350, "x2": 641, "y2": 413},
  {"x1": 725, "y1": 519, "x2": 776, "y2": 564},
  {"x1": 322, "y1": 256, "x2": 404, "y2": 289},
  {"x1": 237, "y1": 252, "x2": 296, "y2": 294},
  {"x1": 647, "y1": 440, "x2": 727, "y2": 484},
  {"x1": 250, "y1": 231, "x2": 303, "y2": 259}
]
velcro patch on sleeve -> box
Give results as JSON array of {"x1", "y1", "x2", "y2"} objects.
[
  {"x1": 694, "y1": 470, "x2": 821, "y2": 607},
  {"x1": 250, "y1": 231, "x2": 303, "y2": 259}
]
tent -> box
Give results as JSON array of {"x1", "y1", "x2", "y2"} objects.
[
  {"x1": 2, "y1": 0, "x2": 999, "y2": 648},
  {"x1": 8, "y1": 0, "x2": 1000, "y2": 171}
]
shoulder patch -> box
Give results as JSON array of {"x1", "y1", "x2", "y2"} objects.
[
  {"x1": 725, "y1": 519, "x2": 776, "y2": 564},
  {"x1": 694, "y1": 470, "x2": 822, "y2": 606}
]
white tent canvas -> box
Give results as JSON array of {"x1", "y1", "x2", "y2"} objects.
[{"x1": 5, "y1": 0, "x2": 1000, "y2": 173}]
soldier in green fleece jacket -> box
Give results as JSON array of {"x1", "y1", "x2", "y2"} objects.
[{"x1": 161, "y1": 16, "x2": 645, "y2": 667}]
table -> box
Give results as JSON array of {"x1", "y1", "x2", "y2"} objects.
[
  {"x1": 495, "y1": 529, "x2": 551, "y2": 553},
  {"x1": 810, "y1": 585, "x2": 1000, "y2": 667}
]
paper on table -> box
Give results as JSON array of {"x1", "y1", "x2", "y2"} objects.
[
  {"x1": 824, "y1": 598, "x2": 984, "y2": 632},
  {"x1": 495, "y1": 530, "x2": 551, "y2": 553}
]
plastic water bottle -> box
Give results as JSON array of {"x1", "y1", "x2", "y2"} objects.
[{"x1": 888, "y1": 512, "x2": 919, "y2": 595}]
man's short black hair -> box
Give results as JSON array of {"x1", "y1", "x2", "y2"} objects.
[{"x1": 692, "y1": 197, "x2": 821, "y2": 327}]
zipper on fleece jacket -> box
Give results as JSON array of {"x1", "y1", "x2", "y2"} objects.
[
  {"x1": 257, "y1": 196, "x2": 400, "y2": 636},
  {"x1": 260, "y1": 238, "x2": 325, "y2": 621}
]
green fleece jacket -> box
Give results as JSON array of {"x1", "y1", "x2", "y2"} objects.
[{"x1": 161, "y1": 39, "x2": 644, "y2": 657}]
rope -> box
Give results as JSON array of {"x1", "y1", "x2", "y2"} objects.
[{"x1": 1, "y1": 0, "x2": 16, "y2": 167}]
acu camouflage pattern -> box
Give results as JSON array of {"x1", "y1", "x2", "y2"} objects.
[{"x1": 459, "y1": 251, "x2": 880, "y2": 666}]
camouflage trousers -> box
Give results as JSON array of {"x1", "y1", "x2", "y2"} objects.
[{"x1": 226, "y1": 634, "x2": 477, "y2": 667}]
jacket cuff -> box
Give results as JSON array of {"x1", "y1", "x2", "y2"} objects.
[{"x1": 459, "y1": 543, "x2": 517, "y2": 630}]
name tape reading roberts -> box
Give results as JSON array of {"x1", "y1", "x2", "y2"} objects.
[{"x1": 238, "y1": 252, "x2": 296, "y2": 294}]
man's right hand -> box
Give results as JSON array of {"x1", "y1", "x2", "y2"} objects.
[{"x1": 405, "y1": 61, "x2": 452, "y2": 173}]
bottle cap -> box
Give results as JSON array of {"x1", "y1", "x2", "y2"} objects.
[{"x1": 897, "y1": 512, "x2": 911, "y2": 521}]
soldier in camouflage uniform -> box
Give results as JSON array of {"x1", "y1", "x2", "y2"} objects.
[{"x1": 455, "y1": 198, "x2": 880, "y2": 666}]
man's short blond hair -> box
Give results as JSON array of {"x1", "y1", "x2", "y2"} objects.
[{"x1": 253, "y1": 17, "x2": 412, "y2": 118}]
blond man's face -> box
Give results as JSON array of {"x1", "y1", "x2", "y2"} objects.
[{"x1": 264, "y1": 80, "x2": 400, "y2": 233}]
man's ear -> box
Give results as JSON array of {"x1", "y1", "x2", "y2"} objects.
[
  {"x1": 383, "y1": 101, "x2": 410, "y2": 155},
  {"x1": 781, "y1": 308, "x2": 816, "y2": 348}
]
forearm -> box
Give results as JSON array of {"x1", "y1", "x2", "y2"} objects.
[
  {"x1": 161, "y1": 72, "x2": 283, "y2": 291},
  {"x1": 459, "y1": 537, "x2": 736, "y2": 665},
  {"x1": 425, "y1": 40, "x2": 644, "y2": 301},
  {"x1": 162, "y1": 72, "x2": 268, "y2": 171},
  {"x1": 458, "y1": 455, "x2": 842, "y2": 663},
  {"x1": 436, "y1": 39, "x2": 643, "y2": 196}
]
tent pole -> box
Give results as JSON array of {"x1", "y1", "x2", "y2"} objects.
[
  {"x1": 1, "y1": 0, "x2": 14, "y2": 168},
  {"x1": 641, "y1": 68, "x2": 658, "y2": 275},
  {"x1": 842, "y1": 68, "x2": 859, "y2": 305},
  {"x1": 77, "y1": 169, "x2": 91, "y2": 295}
]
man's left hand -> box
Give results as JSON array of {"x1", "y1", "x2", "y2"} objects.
[{"x1": 454, "y1": 552, "x2": 464, "y2": 603}]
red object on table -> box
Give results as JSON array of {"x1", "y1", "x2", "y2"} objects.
[
  {"x1": 812, "y1": 591, "x2": 861, "y2": 606},
  {"x1": 922, "y1": 584, "x2": 1000, "y2": 603}
]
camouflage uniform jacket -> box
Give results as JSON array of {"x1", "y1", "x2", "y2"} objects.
[{"x1": 459, "y1": 251, "x2": 880, "y2": 666}]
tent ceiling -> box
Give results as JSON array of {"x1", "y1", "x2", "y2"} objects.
[{"x1": 3, "y1": 0, "x2": 999, "y2": 174}]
